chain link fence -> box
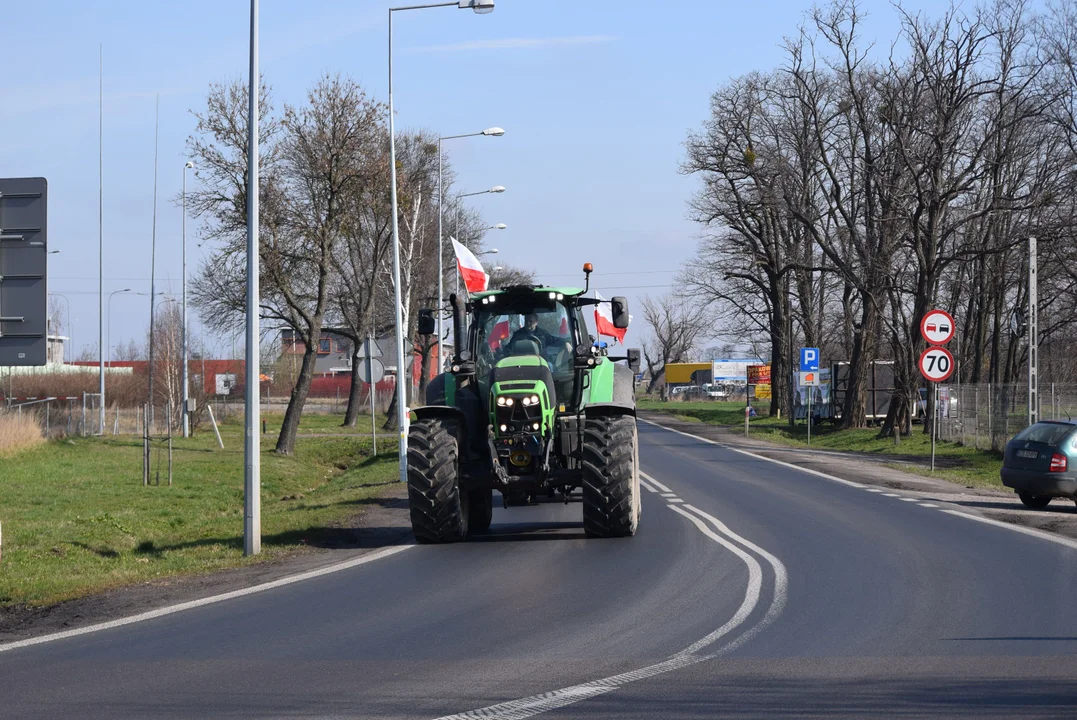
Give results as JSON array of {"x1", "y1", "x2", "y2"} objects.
[{"x1": 938, "y1": 383, "x2": 1077, "y2": 451}]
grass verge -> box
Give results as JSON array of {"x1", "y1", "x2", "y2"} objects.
[
  {"x1": 638, "y1": 399, "x2": 1004, "y2": 490},
  {"x1": 0, "y1": 412, "x2": 398, "y2": 608}
]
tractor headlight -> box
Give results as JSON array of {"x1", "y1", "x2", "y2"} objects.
[
  {"x1": 587, "y1": 358, "x2": 595, "y2": 366},
  {"x1": 497, "y1": 396, "x2": 506, "y2": 406},
  {"x1": 530, "y1": 394, "x2": 540, "y2": 405},
  {"x1": 532, "y1": 422, "x2": 540, "y2": 430},
  {"x1": 521, "y1": 396, "x2": 531, "y2": 406},
  {"x1": 548, "y1": 292, "x2": 556, "y2": 299},
  {"x1": 499, "y1": 424, "x2": 507, "y2": 432},
  {"x1": 556, "y1": 293, "x2": 564, "y2": 300},
  {"x1": 505, "y1": 397, "x2": 514, "y2": 406}
]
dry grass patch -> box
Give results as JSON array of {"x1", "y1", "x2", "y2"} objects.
[{"x1": 0, "y1": 411, "x2": 45, "y2": 457}]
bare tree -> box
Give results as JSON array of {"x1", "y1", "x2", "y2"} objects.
[{"x1": 640, "y1": 294, "x2": 710, "y2": 394}]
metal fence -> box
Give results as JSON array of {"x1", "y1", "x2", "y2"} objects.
[
  {"x1": 938, "y1": 383, "x2": 1077, "y2": 451},
  {"x1": 5, "y1": 387, "x2": 398, "y2": 439}
]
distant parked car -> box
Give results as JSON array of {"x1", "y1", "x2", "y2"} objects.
[
  {"x1": 1000, "y1": 421, "x2": 1077, "y2": 509},
  {"x1": 702, "y1": 383, "x2": 729, "y2": 399}
]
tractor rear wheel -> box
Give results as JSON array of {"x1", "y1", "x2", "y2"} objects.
[
  {"x1": 582, "y1": 414, "x2": 639, "y2": 538},
  {"x1": 407, "y1": 418, "x2": 467, "y2": 543},
  {"x1": 468, "y1": 489, "x2": 494, "y2": 533}
]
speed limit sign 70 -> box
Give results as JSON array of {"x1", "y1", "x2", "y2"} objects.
[{"x1": 919, "y1": 346, "x2": 954, "y2": 382}]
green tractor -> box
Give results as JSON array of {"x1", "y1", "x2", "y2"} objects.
[{"x1": 407, "y1": 263, "x2": 642, "y2": 543}]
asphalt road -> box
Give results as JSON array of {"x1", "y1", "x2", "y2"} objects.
[{"x1": 3, "y1": 420, "x2": 1077, "y2": 718}]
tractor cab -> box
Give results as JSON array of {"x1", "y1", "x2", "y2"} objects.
[{"x1": 470, "y1": 286, "x2": 587, "y2": 415}]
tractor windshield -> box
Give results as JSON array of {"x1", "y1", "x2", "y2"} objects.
[{"x1": 473, "y1": 295, "x2": 581, "y2": 408}]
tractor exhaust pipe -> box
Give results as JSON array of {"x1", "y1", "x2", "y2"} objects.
[{"x1": 450, "y1": 293, "x2": 467, "y2": 363}]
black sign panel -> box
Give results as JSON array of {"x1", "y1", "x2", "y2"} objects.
[{"x1": 0, "y1": 177, "x2": 48, "y2": 366}]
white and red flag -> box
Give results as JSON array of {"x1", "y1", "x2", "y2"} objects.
[
  {"x1": 451, "y1": 237, "x2": 489, "y2": 295},
  {"x1": 594, "y1": 291, "x2": 630, "y2": 343}
]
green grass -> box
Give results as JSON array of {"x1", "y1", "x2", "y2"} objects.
[
  {"x1": 639, "y1": 399, "x2": 1004, "y2": 490},
  {"x1": 0, "y1": 412, "x2": 398, "y2": 608}
]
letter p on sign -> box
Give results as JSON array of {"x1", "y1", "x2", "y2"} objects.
[{"x1": 800, "y1": 347, "x2": 820, "y2": 372}]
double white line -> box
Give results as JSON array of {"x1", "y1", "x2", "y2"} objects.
[{"x1": 434, "y1": 472, "x2": 788, "y2": 720}]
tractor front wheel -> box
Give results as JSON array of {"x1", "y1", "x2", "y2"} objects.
[
  {"x1": 407, "y1": 418, "x2": 467, "y2": 543},
  {"x1": 582, "y1": 414, "x2": 640, "y2": 538}
]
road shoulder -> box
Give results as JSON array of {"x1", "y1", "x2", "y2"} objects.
[
  {"x1": 639, "y1": 411, "x2": 1077, "y2": 542},
  {"x1": 0, "y1": 485, "x2": 411, "y2": 644}
]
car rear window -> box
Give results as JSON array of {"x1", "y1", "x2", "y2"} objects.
[{"x1": 1013, "y1": 423, "x2": 1075, "y2": 446}]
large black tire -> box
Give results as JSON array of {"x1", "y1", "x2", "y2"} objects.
[
  {"x1": 1018, "y1": 491, "x2": 1052, "y2": 510},
  {"x1": 468, "y1": 489, "x2": 494, "y2": 533},
  {"x1": 407, "y1": 418, "x2": 467, "y2": 543},
  {"x1": 582, "y1": 414, "x2": 640, "y2": 538}
]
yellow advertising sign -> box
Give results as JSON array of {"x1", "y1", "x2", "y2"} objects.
[{"x1": 755, "y1": 383, "x2": 772, "y2": 399}]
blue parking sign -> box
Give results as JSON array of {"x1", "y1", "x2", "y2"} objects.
[{"x1": 800, "y1": 347, "x2": 820, "y2": 372}]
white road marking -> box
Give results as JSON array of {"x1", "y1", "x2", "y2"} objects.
[
  {"x1": 919, "y1": 503, "x2": 939, "y2": 508},
  {"x1": 433, "y1": 484, "x2": 786, "y2": 720},
  {"x1": 865, "y1": 488, "x2": 886, "y2": 493},
  {"x1": 661, "y1": 492, "x2": 677, "y2": 498},
  {"x1": 640, "y1": 471, "x2": 671, "y2": 492},
  {"x1": 640, "y1": 417, "x2": 1077, "y2": 556},
  {"x1": 637, "y1": 418, "x2": 865, "y2": 489},
  {"x1": 639, "y1": 477, "x2": 659, "y2": 493},
  {"x1": 882, "y1": 493, "x2": 901, "y2": 497},
  {"x1": 940, "y1": 509, "x2": 1077, "y2": 553},
  {"x1": 681, "y1": 504, "x2": 789, "y2": 654},
  {"x1": 899, "y1": 497, "x2": 919, "y2": 502},
  {"x1": 667, "y1": 498, "x2": 684, "y2": 503},
  {"x1": 0, "y1": 544, "x2": 414, "y2": 654}
]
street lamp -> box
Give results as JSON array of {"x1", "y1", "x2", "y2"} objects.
[
  {"x1": 437, "y1": 127, "x2": 504, "y2": 372},
  {"x1": 107, "y1": 289, "x2": 133, "y2": 369},
  {"x1": 388, "y1": 0, "x2": 495, "y2": 485},
  {"x1": 182, "y1": 160, "x2": 195, "y2": 438}
]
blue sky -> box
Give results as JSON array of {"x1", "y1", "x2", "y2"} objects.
[{"x1": 3, "y1": 0, "x2": 954, "y2": 357}]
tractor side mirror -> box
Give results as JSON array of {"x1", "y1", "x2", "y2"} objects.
[
  {"x1": 627, "y1": 348, "x2": 641, "y2": 373},
  {"x1": 417, "y1": 309, "x2": 436, "y2": 336},
  {"x1": 611, "y1": 296, "x2": 630, "y2": 329}
]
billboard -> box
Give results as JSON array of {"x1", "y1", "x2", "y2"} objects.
[
  {"x1": 712, "y1": 358, "x2": 765, "y2": 382},
  {"x1": 0, "y1": 178, "x2": 48, "y2": 366},
  {"x1": 747, "y1": 364, "x2": 771, "y2": 384}
]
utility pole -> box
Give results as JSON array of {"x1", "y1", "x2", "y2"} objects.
[
  {"x1": 244, "y1": 0, "x2": 262, "y2": 556},
  {"x1": 148, "y1": 94, "x2": 160, "y2": 429},
  {"x1": 98, "y1": 44, "x2": 105, "y2": 436},
  {"x1": 1028, "y1": 236, "x2": 1038, "y2": 426}
]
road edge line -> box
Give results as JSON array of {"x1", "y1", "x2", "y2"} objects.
[
  {"x1": 0, "y1": 543, "x2": 414, "y2": 654},
  {"x1": 640, "y1": 416, "x2": 1077, "y2": 555}
]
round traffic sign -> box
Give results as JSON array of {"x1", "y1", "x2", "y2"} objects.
[
  {"x1": 920, "y1": 309, "x2": 955, "y2": 345},
  {"x1": 357, "y1": 358, "x2": 385, "y2": 385},
  {"x1": 919, "y1": 346, "x2": 954, "y2": 383}
]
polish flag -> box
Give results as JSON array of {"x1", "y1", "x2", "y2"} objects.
[
  {"x1": 488, "y1": 320, "x2": 510, "y2": 349},
  {"x1": 594, "y1": 291, "x2": 629, "y2": 343},
  {"x1": 451, "y1": 237, "x2": 488, "y2": 295}
]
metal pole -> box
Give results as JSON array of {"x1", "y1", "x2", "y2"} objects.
[
  {"x1": 98, "y1": 44, "x2": 105, "y2": 436},
  {"x1": 437, "y1": 138, "x2": 444, "y2": 374},
  {"x1": 1029, "y1": 236, "x2": 1038, "y2": 425},
  {"x1": 930, "y1": 382, "x2": 938, "y2": 471},
  {"x1": 369, "y1": 335, "x2": 378, "y2": 455},
  {"x1": 388, "y1": 7, "x2": 409, "y2": 485},
  {"x1": 244, "y1": 0, "x2": 262, "y2": 556},
  {"x1": 807, "y1": 386, "x2": 811, "y2": 446},
  {"x1": 148, "y1": 95, "x2": 160, "y2": 428},
  {"x1": 456, "y1": 207, "x2": 461, "y2": 298},
  {"x1": 182, "y1": 164, "x2": 191, "y2": 438}
]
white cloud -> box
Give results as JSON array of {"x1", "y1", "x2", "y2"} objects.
[{"x1": 410, "y1": 35, "x2": 616, "y2": 52}]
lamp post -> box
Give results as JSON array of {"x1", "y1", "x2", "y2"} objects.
[
  {"x1": 437, "y1": 127, "x2": 503, "y2": 372},
  {"x1": 182, "y1": 161, "x2": 195, "y2": 438},
  {"x1": 107, "y1": 289, "x2": 133, "y2": 369},
  {"x1": 388, "y1": 0, "x2": 495, "y2": 485}
]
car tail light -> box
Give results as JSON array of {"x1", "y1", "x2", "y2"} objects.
[{"x1": 1050, "y1": 453, "x2": 1068, "y2": 473}]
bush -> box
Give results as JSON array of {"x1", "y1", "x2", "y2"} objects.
[{"x1": 0, "y1": 411, "x2": 45, "y2": 457}]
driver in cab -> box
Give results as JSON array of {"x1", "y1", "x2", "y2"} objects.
[{"x1": 507, "y1": 313, "x2": 572, "y2": 356}]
